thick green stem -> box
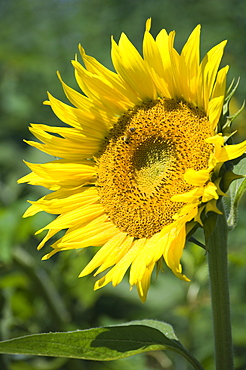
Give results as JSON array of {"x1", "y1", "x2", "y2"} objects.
[{"x1": 204, "y1": 202, "x2": 234, "y2": 370}]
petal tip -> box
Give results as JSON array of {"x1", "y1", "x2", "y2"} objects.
[{"x1": 145, "y1": 18, "x2": 151, "y2": 32}]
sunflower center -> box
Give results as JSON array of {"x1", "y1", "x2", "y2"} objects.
[
  {"x1": 133, "y1": 138, "x2": 176, "y2": 194},
  {"x1": 96, "y1": 98, "x2": 213, "y2": 239}
]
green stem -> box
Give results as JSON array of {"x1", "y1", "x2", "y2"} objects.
[{"x1": 204, "y1": 201, "x2": 234, "y2": 370}]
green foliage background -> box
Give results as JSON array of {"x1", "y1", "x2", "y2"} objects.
[{"x1": 0, "y1": 0, "x2": 246, "y2": 369}]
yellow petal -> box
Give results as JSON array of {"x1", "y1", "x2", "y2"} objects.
[
  {"x1": 163, "y1": 224, "x2": 190, "y2": 281},
  {"x1": 78, "y1": 45, "x2": 138, "y2": 104},
  {"x1": 179, "y1": 25, "x2": 201, "y2": 104},
  {"x1": 200, "y1": 40, "x2": 227, "y2": 112},
  {"x1": 129, "y1": 233, "x2": 163, "y2": 285},
  {"x1": 184, "y1": 168, "x2": 210, "y2": 186},
  {"x1": 208, "y1": 96, "x2": 225, "y2": 130},
  {"x1": 202, "y1": 182, "x2": 219, "y2": 202},
  {"x1": 79, "y1": 233, "x2": 133, "y2": 277},
  {"x1": 216, "y1": 140, "x2": 246, "y2": 162},
  {"x1": 143, "y1": 25, "x2": 171, "y2": 98},
  {"x1": 136, "y1": 262, "x2": 155, "y2": 303},
  {"x1": 94, "y1": 238, "x2": 147, "y2": 289},
  {"x1": 171, "y1": 188, "x2": 202, "y2": 203},
  {"x1": 72, "y1": 60, "x2": 134, "y2": 113},
  {"x1": 111, "y1": 34, "x2": 156, "y2": 100}
]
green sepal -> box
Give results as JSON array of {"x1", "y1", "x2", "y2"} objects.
[
  {"x1": 205, "y1": 199, "x2": 223, "y2": 215},
  {"x1": 224, "y1": 78, "x2": 240, "y2": 111},
  {"x1": 223, "y1": 100, "x2": 245, "y2": 129},
  {"x1": 188, "y1": 236, "x2": 206, "y2": 250},
  {"x1": 221, "y1": 170, "x2": 244, "y2": 193},
  {"x1": 218, "y1": 78, "x2": 244, "y2": 140},
  {"x1": 194, "y1": 205, "x2": 205, "y2": 225},
  {"x1": 0, "y1": 320, "x2": 204, "y2": 370},
  {"x1": 203, "y1": 211, "x2": 220, "y2": 246},
  {"x1": 222, "y1": 101, "x2": 245, "y2": 144},
  {"x1": 185, "y1": 220, "x2": 201, "y2": 242},
  {"x1": 226, "y1": 156, "x2": 246, "y2": 229},
  {"x1": 214, "y1": 177, "x2": 228, "y2": 196}
]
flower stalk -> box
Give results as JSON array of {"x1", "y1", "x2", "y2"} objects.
[{"x1": 205, "y1": 200, "x2": 234, "y2": 370}]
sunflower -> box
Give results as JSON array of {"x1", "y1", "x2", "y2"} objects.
[{"x1": 19, "y1": 20, "x2": 246, "y2": 302}]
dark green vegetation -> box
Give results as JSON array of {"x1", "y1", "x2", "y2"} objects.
[{"x1": 1, "y1": 0, "x2": 246, "y2": 369}]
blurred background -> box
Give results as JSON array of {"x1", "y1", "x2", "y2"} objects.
[{"x1": 1, "y1": 0, "x2": 246, "y2": 369}]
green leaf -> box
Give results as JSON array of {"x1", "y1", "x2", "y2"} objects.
[
  {"x1": 227, "y1": 156, "x2": 246, "y2": 229},
  {"x1": 0, "y1": 320, "x2": 203, "y2": 369}
]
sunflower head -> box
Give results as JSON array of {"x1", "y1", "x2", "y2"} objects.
[{"x1": 18, "y1": 20, "x2": 246, "y2": 302}]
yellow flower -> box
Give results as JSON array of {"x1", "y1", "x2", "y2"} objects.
[{"x1": 18, "y1": 20, "x2": 246, "y2": 302}]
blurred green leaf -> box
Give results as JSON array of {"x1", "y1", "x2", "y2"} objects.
[{"x1": 0, "y1": 320, "x2": 203, "y2": 369}]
